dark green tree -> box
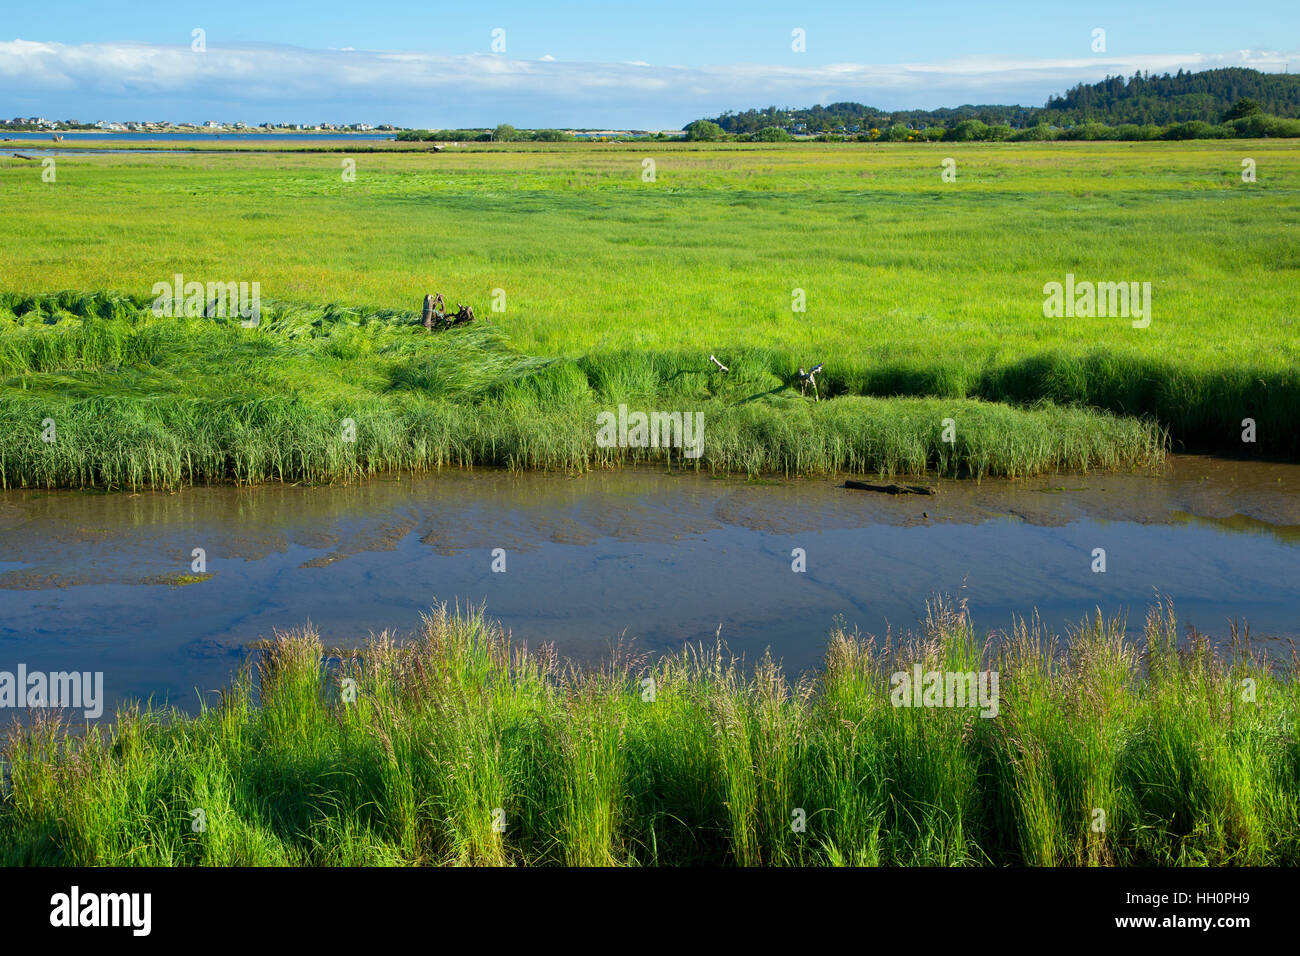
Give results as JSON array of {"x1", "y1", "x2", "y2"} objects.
[
  {"x1": 1223, "y1": 98, "x2": 1263, "y2": 121},
  {"x1": 683, "y1": 120, "x2": 724, "y2": 141}
]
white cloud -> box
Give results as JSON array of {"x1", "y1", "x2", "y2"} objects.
[{"x1": 1, "y1": 39, "x2": 1295, "y2": 127}]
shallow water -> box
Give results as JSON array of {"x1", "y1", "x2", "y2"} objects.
[{"x1": 1, "y1": 456, "x2": 1298, "y2": 716}]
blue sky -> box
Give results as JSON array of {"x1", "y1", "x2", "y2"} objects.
[{"x1": 2, "y1": 1, "x2": 1297, "y2": 127}]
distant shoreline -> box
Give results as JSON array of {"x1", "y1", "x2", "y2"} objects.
[{"x1": 0, "y1": 130, "x2": 398, "y2": 139}]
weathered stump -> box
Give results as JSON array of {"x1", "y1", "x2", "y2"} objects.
[
  {"x1": 418, "y1": 293, "x2": 474, "y2": 331},
  {"x1": 422, "y1": 293, "x2": 446, "y2": 330}
]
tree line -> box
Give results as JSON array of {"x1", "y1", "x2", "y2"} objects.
[{"x1": 694, "y1": 67, "x2": 1300, "y2": 134}]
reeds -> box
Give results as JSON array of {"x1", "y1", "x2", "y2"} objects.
[
  {"x1": 0, "y1": 293, "x2": 1167, "y2": 488},
  {"x1": 3, "y1": 599, "x2": 1296, "y2": 866}
]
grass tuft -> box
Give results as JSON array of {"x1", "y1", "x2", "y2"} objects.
[{"x1": 3, "y1": 599, "x2": 1296, "y2": 866}]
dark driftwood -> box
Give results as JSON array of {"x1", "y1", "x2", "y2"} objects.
[
  {"x1": 418, "y1": 294, "x2": 475, "y2": 332},
  {"x1": 844, "y1": 480, "x2": 936, "y2": 495}
]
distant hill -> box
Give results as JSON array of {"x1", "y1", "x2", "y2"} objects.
[
  {"x1": 697, "y1": 67, "x2": 1300, "y2": 133},
  {"x1": 1043, "y1": 67, "x2": 1300, "y2": 124}
]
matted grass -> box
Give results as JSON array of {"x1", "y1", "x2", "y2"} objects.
[
  {"x1": 0, "y1": 292, "x2": 1164, "y2": 487},
  {"x1": 2, "y1": 598, "x2": 1296, "y2": 866}
]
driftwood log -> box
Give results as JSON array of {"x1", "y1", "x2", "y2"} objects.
[{"x1": 844, "y1": 480, "x2": 936, "y2": 495}]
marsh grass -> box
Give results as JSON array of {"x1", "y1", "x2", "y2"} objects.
[
  {"x1": 0, "y1": 292, "x2": 1166, "y2": 488},
  {"x1": 3, "y1": 139, "x2": 1297, "y2": 483},
  {"x1": 3, "y1": 599, "x2": 1296, "y2": 866},
  {"x1": 2, "y1": 142, "x2": 1296, "y2": 462}
]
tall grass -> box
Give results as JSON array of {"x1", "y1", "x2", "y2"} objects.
[
  {"x1": 4, "y1": 599, "x2": 1296, "y2": 866},
  {"x1": 0, "y1": 292, "x2": 1167, "y2": 488}
]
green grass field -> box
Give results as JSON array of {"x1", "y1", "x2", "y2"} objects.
[
  {"x1": 3, "y1": 142, "x2": 1298, "y2": 868},
  {"x1": 0, "y1": 140, "x2": 1296, "y2": 485},
  {"x1": 3, "y1": 600, "x2": 1296, "y2": 866}
]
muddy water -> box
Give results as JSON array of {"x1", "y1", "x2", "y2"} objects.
[{"x1": 1, "y1": 456, "x2": 1298, "y2": 717}]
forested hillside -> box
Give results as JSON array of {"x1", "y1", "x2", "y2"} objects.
[{"x1": 699, "y1": 67, "x2": 1300, "y2": 132}]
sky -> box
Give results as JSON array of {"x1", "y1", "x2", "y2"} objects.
[{"x1": 1, "y1": 1, "x2": 1298, "y2": 128}]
